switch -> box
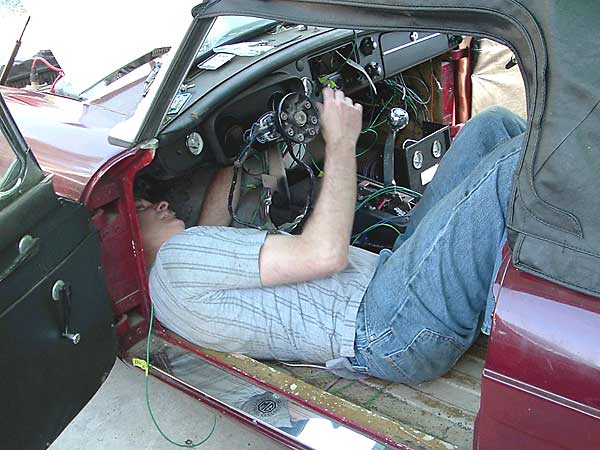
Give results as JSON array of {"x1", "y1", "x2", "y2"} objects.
[{"x1": 359, "y1": 37, "x2": 378, "y2": 56}]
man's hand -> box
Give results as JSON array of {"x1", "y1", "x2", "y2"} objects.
[{"x1": 317, "y1": 87, "x2": 363, "y2": 150}]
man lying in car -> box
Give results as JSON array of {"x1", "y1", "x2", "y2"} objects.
[{"x1": 136, "y1": 87, "x2": 526, "y2": 383}]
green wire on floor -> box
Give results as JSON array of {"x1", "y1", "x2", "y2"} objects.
[{"x1": 144, "y1": 303, "x2": 217, "y2": 448}]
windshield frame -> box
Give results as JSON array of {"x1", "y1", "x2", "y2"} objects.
[{"x1": 108, "y1": 15, "x2": 278, "y2": 148}]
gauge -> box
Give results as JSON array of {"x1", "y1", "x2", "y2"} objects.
[
  {"x1": 432, "y1": 140, "x2": 443, "y2": 158},
  {"x1": 412, "y1": 150, "x2": 424, "y2": 169},
  {"x1": 186, "y1": 132, "x2": 204, "y2": 156}
]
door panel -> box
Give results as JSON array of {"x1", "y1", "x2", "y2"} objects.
[
  {"x1": 0, "y1": 178, "x2": 118, "y2": 449},
  {"x1": 0, "y1": 93, "x2": 117, "y2": 449}
]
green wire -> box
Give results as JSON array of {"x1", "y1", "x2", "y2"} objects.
[
  {"x1": 250, "y1": 190, "x2": 263, "y2": 224},
  {"x1": 368, "y1": 96, "x2": 394, "y2": 129},
  {"x1": 303, "y1": 145, "x2": 324, "y2": 176},
  {"x1": 329, "y1": 380, "x2": 356, "y2": 395},
  {"x1": 351, "y1": 222, "x2": 401, "y2": 245},
  {"x1": 356, "y1": 128, "x2": 378, "y2": 158},
  {"x1": 363, "y1": 389, "x2": 385, "y2": 409},
  {"x1": 145, "y1": 304, "x2": 217, "y2": 448},
  {"x1": 355, "y1": 185, "x2": 422, "y2": 212}
]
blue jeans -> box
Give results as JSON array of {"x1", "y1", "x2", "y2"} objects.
[{"x1": 350, "y1": 107, "x2": 527, "y2": 383}]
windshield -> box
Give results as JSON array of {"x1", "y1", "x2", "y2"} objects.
[
  {"x1": 78, "y1": 16, "x2": 276, "y2": 101},
  {"x1": 200, "y1": 16, "x2": 276, "y2": 53},
  {"x1": 51, "y1": 10, "x2": 275, "y2": 101}
]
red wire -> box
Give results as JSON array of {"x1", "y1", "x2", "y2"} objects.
[
  {"x1": 50, "y1": 72, "x2": 64, "y2": 93},
  {"x1": 31, "y1": 56, "x2": 62, "y2": 74},
  {"x1": 31, "y1": 56, "x2": 65, "y2": 93}
]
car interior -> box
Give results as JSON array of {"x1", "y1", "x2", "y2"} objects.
[
  {"x1": 93, "y1": 22, "x2": 526, "y2": 449},
  {"x1": 132, "y1": 24, "x2": 524, "y2": 252}
]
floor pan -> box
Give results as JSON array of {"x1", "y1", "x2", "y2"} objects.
[{"x1": 269, "y1": 335, "x2": 487, "y2": 449}]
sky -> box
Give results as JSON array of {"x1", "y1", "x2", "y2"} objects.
[{"x1": 0, "y1": 0, "x2": 199, "y2": 92}]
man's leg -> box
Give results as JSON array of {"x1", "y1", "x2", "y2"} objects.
[
  {"x1": 394, "y1": 106, "x2": 526, "y2": 249},
  {"x1": 351, "y1": 108, "x2": 526, "y2": 383}
]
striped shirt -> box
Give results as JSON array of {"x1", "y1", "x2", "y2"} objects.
[{"x1": 149, "y1": 226, "x2": 379, "y2": 364}]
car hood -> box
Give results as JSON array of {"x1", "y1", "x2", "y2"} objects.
[{"x1": 2, "y1": 86, "x2": 128, "y2": 201}]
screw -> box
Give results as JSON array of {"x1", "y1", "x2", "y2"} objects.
[{"x1": 280, "y1": 112, "x2": 288, "y2": 121}]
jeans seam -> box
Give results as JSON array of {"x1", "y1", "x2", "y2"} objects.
[{"x1": 390, "y1": 147, "x2": 522, "y2": 316}]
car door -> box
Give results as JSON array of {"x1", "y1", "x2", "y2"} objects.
[{"x1": 0, "y1": 92, "x2": 117, "y2": 450}]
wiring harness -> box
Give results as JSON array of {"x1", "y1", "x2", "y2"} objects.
[{"x1": 228, "y1": 91, "x2": 319, "y2": 232}]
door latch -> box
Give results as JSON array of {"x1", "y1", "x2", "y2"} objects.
[{"x1": 51, "y1": 280, "x2": 80, "y2": 345}]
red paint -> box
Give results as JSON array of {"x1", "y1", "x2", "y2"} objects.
[
  {"x1": 440, "y1": 61, "x2": 454, "y2": 125},
  {"x1": 89, "y1": 148, "x2": 154, "y2": 320},
  {"x1": 1, "y1": 86, "x2": 132, "y2": 201},
  {"x1": 475, "y1": 258, "x2": 600, "y2": 449}
]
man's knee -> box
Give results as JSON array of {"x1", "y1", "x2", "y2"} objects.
[{"x1": 470, "y1": 106, "x2": 527, "y2": 138}]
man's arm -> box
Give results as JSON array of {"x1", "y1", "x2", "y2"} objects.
[
  {"x1": 197, "y1": 166, "x2": 239, "y2": 227},
  {"x1": 259, "y1": 88, "x2": 362, "y2": 286}
]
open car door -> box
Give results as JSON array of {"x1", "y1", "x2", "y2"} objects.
[{"x1": 0, "y1": 92, "x2": 117, "y2": 449}]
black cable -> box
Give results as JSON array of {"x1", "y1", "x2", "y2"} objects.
[
  {"x1": 280, "y1": 140, "x2": 314, "y2": 232},
  {"x1": 228, "y1": 142, "x2": 264, "y2": 229}
]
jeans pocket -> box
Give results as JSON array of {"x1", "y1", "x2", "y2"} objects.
[{"x1": 385, "y1": 328, "x2": 466, "y2": 384}]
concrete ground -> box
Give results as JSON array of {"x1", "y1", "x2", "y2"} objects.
[{"x1": 49, "y1": 359, "x2": 286, "y2": 450}]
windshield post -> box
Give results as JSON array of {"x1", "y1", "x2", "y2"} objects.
[{"x1": 109, "y1": 16, "x2": 217, "y2": 147}]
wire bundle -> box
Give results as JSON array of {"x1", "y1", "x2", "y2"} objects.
[{"x1": 384, "y1": 74, "x2": 431, "y2": 121}]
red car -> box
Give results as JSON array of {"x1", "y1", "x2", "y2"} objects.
[{"x1": 1, "y1": 1, "x2": 599, "y2": 449}]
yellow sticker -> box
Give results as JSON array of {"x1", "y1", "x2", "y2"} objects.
[{"x1": 132, "y1": 358, "x2": 149, "y2": 376}]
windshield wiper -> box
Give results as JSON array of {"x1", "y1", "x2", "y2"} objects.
[{"x1": 143, "y1": 61, "x2": 162, "y2": 97}]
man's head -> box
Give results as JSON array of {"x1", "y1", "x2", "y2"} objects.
[{"x1": 136, "y1": 198, "x2": 185, "y2": 268}]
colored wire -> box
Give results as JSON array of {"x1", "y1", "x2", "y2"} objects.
[
  {"x1": 145, "y1": 303, "x2": 217, "y2": 448},
  {"x1": 280, "y1": 138, "x2": 315, "y2": 232},
  {"x1": 355, "y1": 185, "x2": 422, "y2": 212},
  {"x1": 31, "y1": 56, "x2": 62, "y2": 74},
  {"x1": 351, "y1": 222, "x2": 401, "y2": 245},
  {"x1": 356, "y1": 128, "x2": 378, "y2": 158},
  {"x1": 303, "y1": 144, "x2": 324, "y2": 176},
  {"x1": 228, "y1": 143, "x2": 265, "y2": 229}
]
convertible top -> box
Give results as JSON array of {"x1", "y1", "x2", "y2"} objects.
[{"x1": 193, "y1": 0, "x2": 600, "y2": 298}]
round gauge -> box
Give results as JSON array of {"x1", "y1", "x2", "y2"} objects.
[
  {"x1": 432, "y1": 140, "x2": 443, "y2": 158},
  {"x1": 412, "y1": 150, "x2": 424, "y2": 169},
  {"x1": 186, "y1": 132, "x2": 204, "y2": 156}
]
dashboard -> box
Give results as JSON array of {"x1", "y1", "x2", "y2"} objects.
[{"x1": 148, "y1": 26, "x2": 459, "y2": 179}]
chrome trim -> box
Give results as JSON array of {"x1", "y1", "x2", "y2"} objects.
[
  {"x1": 0, "y1": 176, "x2": 22, "y2": 200},
  {"x1": 382, "y1": 32, "x2": 442, "y2": 56}
]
